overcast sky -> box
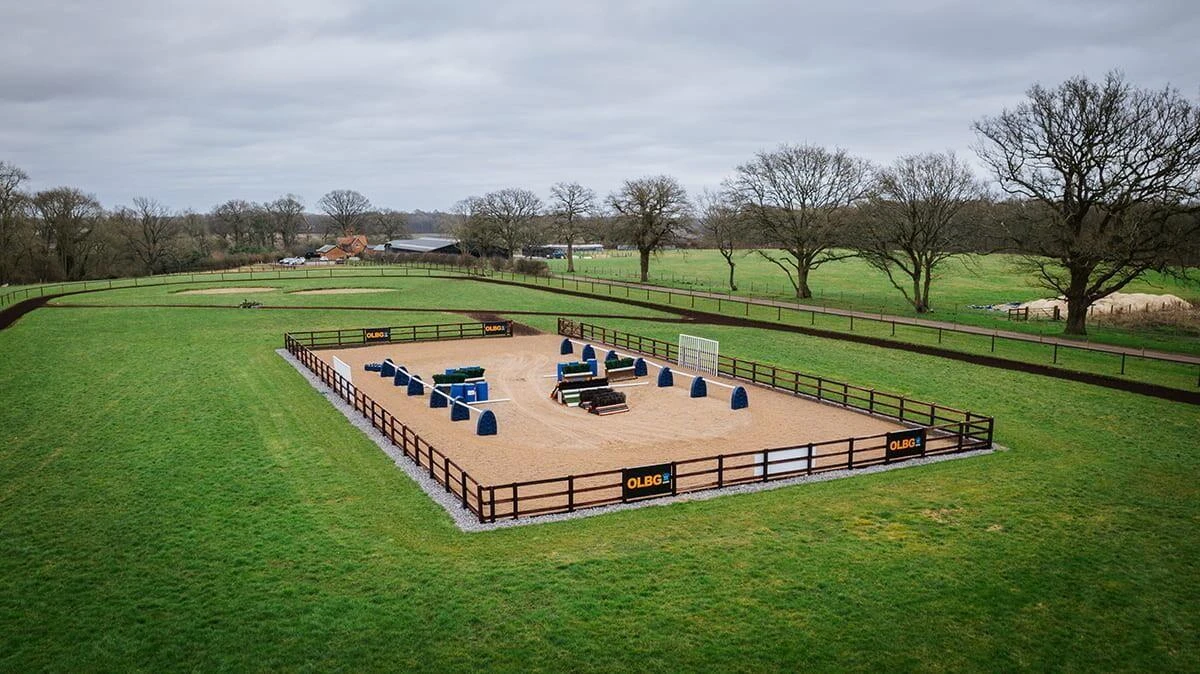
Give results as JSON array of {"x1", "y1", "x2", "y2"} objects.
[{"x1": 3, "y1": 0, "x2": 1197, "y2": 212}]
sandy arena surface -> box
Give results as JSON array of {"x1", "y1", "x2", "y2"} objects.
[
  {"x1": 177, "y1": 286, "x2": 276, "y2": 295},
  {"x1": 319, "y1": 335, "x2": 905, "y2": 490},
  {"x1": 292, "y1": 288, "x2": 397, "y2": 295}
]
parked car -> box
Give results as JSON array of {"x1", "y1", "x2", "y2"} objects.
[{"x1": 278, "y1": 257, "x2": 305, "y2": 266}]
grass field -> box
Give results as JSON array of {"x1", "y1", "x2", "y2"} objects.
[
  {"x1": 549, "y1": 250, "x2": 1200, "y2": 354},
  {"x1": 1, "y1": 278, "x2": 1198, "y2": 671}
]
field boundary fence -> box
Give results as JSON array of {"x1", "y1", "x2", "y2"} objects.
[{"x1": 470, "y1": 320, "x2": 993, "y2": 522}]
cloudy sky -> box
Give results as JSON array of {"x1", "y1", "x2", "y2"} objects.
[{"x1": 2, "y1": 0, "x2": 1197, "y2": 212}]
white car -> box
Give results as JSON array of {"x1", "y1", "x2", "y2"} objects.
[{"x1": 279, "y1": 257, "x2": 305, "y2": 266}]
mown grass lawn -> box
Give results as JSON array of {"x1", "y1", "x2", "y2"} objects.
[
  {"x1": 550, "y1": 250, "x2": 1200, "y2": 354},
  {"x1": 0, "y1": 279, "x2": 1197, "y2": 672}
]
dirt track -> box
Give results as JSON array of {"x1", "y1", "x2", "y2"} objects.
[{"x1": 320, "y1": 334, "x2": 903, "y2": 486}]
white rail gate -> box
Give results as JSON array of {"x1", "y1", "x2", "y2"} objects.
[{"x1": 678, "y1": 334, "x2": 719, "y2": 376}]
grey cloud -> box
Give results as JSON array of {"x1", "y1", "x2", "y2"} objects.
[{"x1": 2, "y1": 0, "x2": 1198, "y2": 211}]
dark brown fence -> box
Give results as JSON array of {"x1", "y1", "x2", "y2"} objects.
[
  {"x1": 288, "y1": 320, "x2": 513, "y2": 350},
  {"x1": 478, "y1": 418, "x2": 990, "y2": 521},
  {"x1": 561, "y1": 318, "x2": 994, "y2": 431},
  {"x1": 464, "y1": 319, "x2": 995, "y2": 522},
  {"x1": 284, "y1": 326, "x2": 493, "y2": 522},
  {"x1": 284, "y1": 318, "x2": 994, "y2": 524}
]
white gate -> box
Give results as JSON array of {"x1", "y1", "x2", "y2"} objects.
[{"x1": 678, "y1": 334, "x2": 719, "y2": 376}]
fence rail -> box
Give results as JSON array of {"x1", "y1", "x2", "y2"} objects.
[
  {"x1": 467, "y1": 319, "x2": 994, "y2": 522},
  {"x1": 284, "y1": 328, "x2": 490, "y2": 522},
  {"x1": 284, "y1": 318, "x2": 994, "y2": 523},
  {"x1": 288, "y1": 320, "x2": 512, "y2": 350},
  {"x1": 561, "y1": 318, "x2": 993, "y2": 430},
  {"x1": 5, "y1": 261, "x2": 1195, "y2": 387}
]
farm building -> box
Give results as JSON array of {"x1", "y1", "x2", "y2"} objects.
[{"x1": 384, "y1": 237, "x2": 463, "y2": 255}]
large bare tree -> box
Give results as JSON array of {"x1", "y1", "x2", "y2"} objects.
[
  {"x1": 974, "y1": 71, "x2": 1200, "y2": 335},
  {"x1": 368, "y1": 208, "x2": 410, "y2": 242},
  {"x1": 114, "y1": 197, "x2": 179, "y2": 274},
  {"x1": 0, "y1": 161, "x2": 30, "y2": 284},
  {"x1": 548, "y1": 181, "x2": 596, "y2": 272},
  {"x1": 32, "y1": 187, "x2": 104, "y2": 280},
  {"x1": 695, "y1": 189, "x2": 745, "y2": 292},
  {"x1": 211, "y1": 199, "x2": 256, "y2": 248},
  {"x1": 857, "y1": 152, "x2": 985, "y2": 313},
  {"x1": 607, "y1": 175, "x2": 692, "y2": 282},
  {"x1": 317, "y1": 189, "x2": 372, "y2": 236},
  {"x1": 463, "y1": 188, "x2": 543, "y2": 259},
  {"x1": 729, "y1": 144, "x2": 873, "y2": 298},
  {"x1": 265, "y1": 195, "x2": 305, "y2": 248}
]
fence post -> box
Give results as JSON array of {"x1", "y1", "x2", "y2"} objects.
[
  {"x1": 847, "y1": 438, "x2": 854, "y2": 469},
  {"x1": 477, "y1": 485, "x2": 485, "y2": 523},
  {"x1": 717, "y1": 455, "x2": 724, "y2": 488},
  {"x1": 762, "y1": 450, "x2": 769, "y2": 482},
  {"x1": 567, "y1": 476, "x2": 575, "y2": 512},
  {"x1": 671, "y1": 462, "x2": 678, "y2": 495}
]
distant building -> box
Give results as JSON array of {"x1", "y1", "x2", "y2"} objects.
[
  {"x1": 525, "y1": 243, "x2": 605, "y2": 258},
  {"x1": 384, "y1": 237, "x2": 463, "y2": 255},
  {"x1": 318, "y1": 235, "x2": 370, "y2": 261}
]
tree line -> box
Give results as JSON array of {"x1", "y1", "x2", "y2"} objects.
[
  {"x1": 2, "y1": 71, "x2": 1197, "y2": 335},
  {"x1": 453, "y1": 71, "x2": 1200, "y2": 335}
]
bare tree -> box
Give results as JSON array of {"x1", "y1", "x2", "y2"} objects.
[
  {"x1": 368, "y1": 208, "x2": 410, "y2": 242},
  {"x1": 462, "y1": 188, "x2": 543, "y2": 259},
  {"x1": 857, "y1": 152, "x2": 985, "y2": 313},
  {"x1": 0, "y1": 161, "x2": 31, "y2": 284},
  {"x1": 317, "y1": 189, "x2": 372, "y2": 236},
  {"x1": 974, "y1": 71, "x2": 1200, "y2": 335},
  {"x1": 211, "y1": 199, "x2": 256, "y2": 248},
  {"x1": 32, "y1": 187, "x2": 104, "y2": 280},
  {"x1": 265, "y1": 195, "x2": 305, "y2": 248},
  {"x1": 548, "y1": 182, "x2": 596, "y2": 272},
  {"x1": 114, "y1": 197, "x2": 180, "y2": 274},
  {"x1": 729, "y1": 144, "x2": 874, "y2": 298},
  {"x1": 695, "y1": 189, "x2": 745, "y2": 291},
  {"x1": 180, "y1": 209, "x2": 217, "y2": 257},
  {"x1": 608, "y1": 175, "x2": 692, "y2": 282}
]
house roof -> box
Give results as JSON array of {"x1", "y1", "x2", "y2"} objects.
[
  {"x1": 336, "y1": 234, "x2": 368, "y2": 247},
  {"x1": 385, "y1": 237, "x2": 460, "y2": 253},
  {"x1": 315, "y1": 244, "x2": 336, "y2": 253}
]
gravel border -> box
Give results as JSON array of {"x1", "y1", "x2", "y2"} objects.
[{"x1": 278, "y1": 348, "x2": 999, "y2": 532}]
